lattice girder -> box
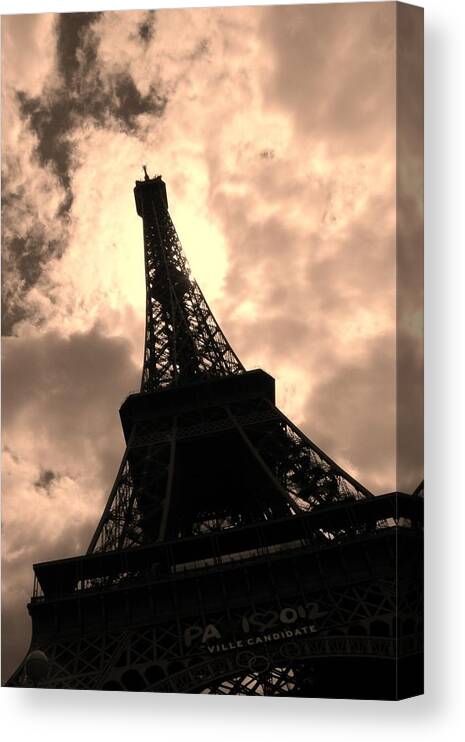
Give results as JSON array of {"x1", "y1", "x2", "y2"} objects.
[
  {"x1": 12, "y1": 568, "x2": 421, "y2": 695},
  {"x1": 137, "y1": 177, "x2": 244, "y2": 392},
  {"x1": 88, "y1": 390, "x2": 372, "y2": 553}
]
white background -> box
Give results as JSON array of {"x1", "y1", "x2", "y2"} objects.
[{"x1": 1, "y1": 0, "x2": 464, "y2": 739}]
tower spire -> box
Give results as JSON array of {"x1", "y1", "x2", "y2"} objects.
[{"x1": 134, "y1": 174, "x2": 244, "y2": 393}]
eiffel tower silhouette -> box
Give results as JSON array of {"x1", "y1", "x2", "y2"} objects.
[{"x1": 7, "y1": 172, "x2": 423, "y2": 698}]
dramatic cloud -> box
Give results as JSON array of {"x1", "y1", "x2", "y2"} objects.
[
  {"x1": 260, "y1": 3, "x2": 396, "y2": 155},
  {"x1": 1, "y1": 3, "x2": 422, "y2": 681},
  {"x1": 2, "y1": 11, "x2": 166, "y2": 334},
  {"x1": 2, "y1": 326, "x2": 140, "y2": 676}
]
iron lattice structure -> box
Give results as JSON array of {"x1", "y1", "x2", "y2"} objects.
[
  {"x1": 88, "y1": 174, "x2": 371, "y2": 555},
  {"x1": 88, "y1": 380, "x2": 372, "y2": 554},
  {"x1": 7, "y1": 174, "x2": 423, "y2": 699},
  {"x1": 137, "y1": 175, "x2": 244, "y2": 392}
]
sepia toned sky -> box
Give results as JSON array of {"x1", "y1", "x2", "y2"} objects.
[{"x1": 1, "y1": 2, "x2": 422, "y2": 681}]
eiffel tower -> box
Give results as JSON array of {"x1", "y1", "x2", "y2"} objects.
[{"x1": 7, "y1": 172, "x2": 423, "y2": 699}]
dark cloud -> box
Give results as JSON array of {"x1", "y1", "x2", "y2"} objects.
[
  {"x1": 302, "y1": 335, "x2": 396, "y2": 493},
  {"x1": 1, "y1": 195, "x2": 66, "y2": 335},
  {"x1": 187, "y1": 37, "x2": 210, "y2": 63},
  {"x1": 34, "y1": 469, "x2": 57, "y2": 492},
  {"x1": 396, "y1": 330, "x2": 423, "y2": 494},
  {"x1": 2, "y1": 321, "x2": 136, "y2": 468},
  {"x1": 2, "y1": 324, "x2": 141, "y2": 681},
  {"x1": 396, "y1": 3, "x2": 423, "y2": 493},
  {"x1": 137, "y1": 10, "x2": 156, "y2": 45},
  {"x1": 3, "y1": 10, "x2": 167, "y2": 337},
  {"x1": 112, "y1": 73, "x2": 166, "y2": 129},
  {"x1": 259, "y1": 3, "x2": 395, "y2": 155},
  {"x1": 16, "y1": 13, "x2": 100, "y2": 198},
  {"x1": 56, "y1": 12, "x2": 100, "y2": 86},
  {"x1": 2, "y1": 324, "x2": 140, "y2": 484},
  {"x1": 235, "y1": 316, "x2": 310, "y2": 367},
  {"x1": 17, "y1": 14, "x2": 166, "y2": 194},
  {"x1": 17, "y1": 92, "x2": 75, "y2": 197}
]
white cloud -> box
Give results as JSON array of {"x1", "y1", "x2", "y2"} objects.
[{"x1": 1, "y1": 13, "x2": 57, "y2": 99}]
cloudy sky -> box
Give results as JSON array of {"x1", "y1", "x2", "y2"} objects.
[{"x1": 1, "y1": 2, "x2": 423, "y2": 682}]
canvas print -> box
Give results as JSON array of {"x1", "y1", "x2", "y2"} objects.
[{"x1": 1, "y1": 2, "x2": 424, "y2": 699}]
